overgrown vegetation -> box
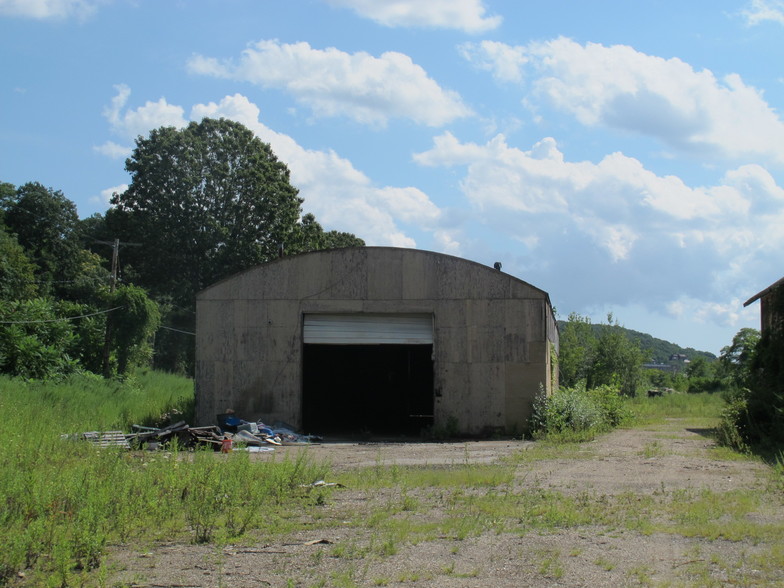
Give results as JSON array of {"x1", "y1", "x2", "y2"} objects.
[
  {"x1": 558, "y1": 312, "x2": 646, "y2": 397},
  {"x1": 1, "y1": 372, "x2": 781, "y2": 586},
  {"x1": 556, "y1": 305, "x2": 782, "y2": 466},
  {"x1": 716, "y1": 288, "x2": 784, "y2": 457},
  {"x1": 529, "y1": 383, "x2": 630, "y2": 442},
  {"x1": 557, "y1": 318, "x2": 716, "y2": 365},
  {"x1": 626, "y1": 390, "x2": 725, "y2": 427},
  {"x1": 1, "y1": 124, "x2": 365, "y2": 379},
  {"x1": 0, "y1": 372, "x2": 329, "y2": 586}
]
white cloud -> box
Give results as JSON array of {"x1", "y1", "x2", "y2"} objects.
[
  {"x1": 462, "y1": 37, "x2": 784, "y2": 165},
  {"x1": 99, "y1": 91, "x2": 445, "y2": 248},
  {"x1": 93, "y1": 141, "x2": 130, "y2": 160},
  {"x1": 0, "y1": 0, "x2": 104, "y2": 19},
  {"x1": 323, "y1": 0, "x2": 501, "y2": 33},
  {"x1": 95, "y1": 84, "x2": 189, "y2": 157},
  {"x1": 191, "y1": 94, "x2": 444, "y2": 246},
  {"x1": 103, "y1": 84, "x2": 187, "y2": 139},
  {"x1": 668, "y1": 296, "x2": 758, "y2": 327},
  {"x1": 742, "y1": 0, "x2": 784, "y2": 25},
  {"x1": 459, "y1": 41, "x2": 528, "y2": 83},
  {"x1": 187, "y1": 40, "x2": 472, "y2": 128},
  {"x1": 90, "y1": 183, "x2": 127, "y2": 206},
  {"x1": 414, "y1": 132, "x2": 784, "y2": 315}
]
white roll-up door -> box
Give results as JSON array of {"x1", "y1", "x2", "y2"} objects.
[{"x1": 303, "y1": 314, "x2": 433, "y2": 345}]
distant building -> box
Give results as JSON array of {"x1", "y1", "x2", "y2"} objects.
[
  {"x1": 743, "y1": 276, "x2": 784, "y2": 334},
  {"x1": 642, "y1": 363, "x2": 675, "y2": 372}
]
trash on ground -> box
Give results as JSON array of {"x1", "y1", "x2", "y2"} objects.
[
  {"x1": 271, "y1": 421, "x2": 323, "y2": 444},
  {"x1": 300, "y1": 480, "x2": 345, "y2": 488},
  {"x1": 62, "y1": 411, "x2": 321, "y2": 453},
  {"x1": 61, "y1": 430, "x2": 130, "y2": 449},
  {"x1": 217, "y1": 411, "x2": 321, "y2": 446},
  {"x1": 244, "y1": 446, "x2": 275, "y2": 453},
  {"x1": 303, "y1": 539, "x2": 332, "y2": 545}
]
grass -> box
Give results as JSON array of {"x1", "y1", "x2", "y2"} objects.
[
  {"x1": 1, "y1": 376, "x2": 782, "y2": 586},
  {"x1": 639, "y1": 440, "x2": 667, "y2": 458},
  {"x1": 0, "y1": 372, "x2": 331, "y2": 586},
  {"x1": 625, "y1": 391, "x2": 725, "y2": 426}
]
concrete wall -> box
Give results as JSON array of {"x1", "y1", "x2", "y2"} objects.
[{"x1": 195, "y1": 247, "x2": 558, "y2": 435}]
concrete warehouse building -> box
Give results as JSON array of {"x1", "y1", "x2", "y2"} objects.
[{"x1": 195, "y1": 247, "x2": 559, "y2": 437}]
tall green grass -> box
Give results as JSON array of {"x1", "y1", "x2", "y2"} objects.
[
  {"x1": 625, "y1": 391, "x2": 725, "y2": 427},
  {"x1": 0, "y1": 372, "x2": 329, "y2": 586}
]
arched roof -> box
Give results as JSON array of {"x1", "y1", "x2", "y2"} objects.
[{"x1": 198, "y1": 247, "x2": 552, "y2": 305}]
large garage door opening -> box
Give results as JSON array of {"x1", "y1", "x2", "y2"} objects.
[{"x1": 302, "y1": 315, "x2": 434, "y2": 436}]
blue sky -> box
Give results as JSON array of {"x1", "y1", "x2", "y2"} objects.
[{"x1": 2, "y1": 0, "x2": 783, "y2": 355}]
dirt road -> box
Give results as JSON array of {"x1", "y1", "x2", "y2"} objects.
[{"x1": 107, "y1": 419, "x2": 783, "y2": 587}]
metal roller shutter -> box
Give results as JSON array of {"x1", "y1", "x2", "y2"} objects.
[{"x1": 303, "y1": 314, "x2": 433, "y2": 345}]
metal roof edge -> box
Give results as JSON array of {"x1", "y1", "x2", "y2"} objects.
[{"x1": 743, "y1": 275, "x2": 784, "y2": 307}]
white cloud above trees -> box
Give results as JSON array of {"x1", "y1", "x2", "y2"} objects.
[
  {"x1": 460, "y1": 37, "x2": 784, "y2": 165},
  {"x1": 414, "y1": 132, "x2": 784, "y2": 316},
  {"x1": 187, "y1": 40, "x2": 472, "y2": 128},
  {"x1": 94, "y1": 84, "x2": 188, "y2": 158},
  {"x1": 323, "y1": 0, "x2": 501, "y2": 33},
  {"x1": 191, "y1": 94, "x2": 445, "y2": 247},
  {"x1": 96, "y1": 88, "x2": 445, "y2": 248}
]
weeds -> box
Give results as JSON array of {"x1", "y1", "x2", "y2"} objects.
[
  {"x1": 626, "y1": 391, "x2": 724, "y2": 426},
  {"x1": 2, "y1": 374, "x2": 782, "y2": 586},
  {"x1": 529, "y1": 383, "x2": 631, "y2": 441},
  {"x1": 536, "y1": 548, "x2": 564, "y2": 579},
  {"x1": 639, "y1": 440, "x2": 666, "y2": 458},
  {"x1": 0, "y1": 372, "x2": 330, "y2": 584}
]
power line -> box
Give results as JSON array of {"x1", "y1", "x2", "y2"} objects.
[
  {"x1": 0, "y1": 305, "x2": 124, "y2": 325},
  {"x1": 159, "y1": 325, "x2": 195, "y2": 336}
]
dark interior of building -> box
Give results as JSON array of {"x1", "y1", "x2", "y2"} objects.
[{"x1": 302, "y1": 344, "x2": 434, "y2": 437}]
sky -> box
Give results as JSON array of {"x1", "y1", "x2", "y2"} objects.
[{"x1": 2, "y1": 0, "x2": 783, "y2": 355}]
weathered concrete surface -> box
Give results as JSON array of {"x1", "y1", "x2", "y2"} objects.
[{"x1": 196, "y1": 247, "x2": 558, "y2": 435}]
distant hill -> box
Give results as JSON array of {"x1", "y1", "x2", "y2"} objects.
[{"x1": 556, "y1": 321, "x2": 717, "y2": 364}]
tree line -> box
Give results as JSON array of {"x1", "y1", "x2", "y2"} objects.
[
  {"x1": 0, "y1": 118, "x2": 363, "y2": 379},
  {"x1": 557, "y1": 309, "x2": 782, "y2": 453}
]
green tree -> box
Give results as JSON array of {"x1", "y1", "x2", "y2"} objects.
[
  {"x1": 2, "y1": 182, "x2": 83, "y2": 296},
  {"x1": 287, "y1": 213, "x2": 365, "y2": 254},
  {"x1": 109, "y1": 118, "x2": 363, "y2": 374},
  {"x1": 716, "y1": 319, "x2": 782, "y2": 451},
  {"x1": 0, "y1": 298, "x2": 79, "y2": 379},
  {"x1": 588, "y1": 314, "x2": 644, "y2": 397},
  {"x1": 109, "y1": 118, "x2": 304, "y2": 306},
  {"x1": 0, "y1": 182, "x2": 15, "y2": 219},
  {"x1": 746, "y1": 304, "x2": 784, "y2": 447},
  {"x1": 0, "y1": 226, "x2": 38, "y2": 301},
  {"x1": 558, "y1": 312, "x2": 596, "y2": 388},
  {"x1": 685, "y1": 355, "x2": 722, "y2": 393},
  {"x1": 719, "y1": 327, "x2": 760, "y2": 390},
  {"x1": 322, "y1": 230, "x2": 365, "y2": 249},
  {"x1": 109, "y1": 285, "x2": 160, "y2": 376}
]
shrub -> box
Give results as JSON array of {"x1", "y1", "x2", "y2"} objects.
[
  {"x1": 715, "y1": 388, "x2": 751, "y2": 452},
  {"x1": 687, "y1": 376, "x2": 724, "y2": 394},
  {"x1": 716, "y1": 306, "x2": 784, "y2": 453},
  {"x1": 0, "y1": 298, "x2": 80, "y2": 379},
  {"x1": 529, "y1": 384, "x2": 629, "y2": 441}
]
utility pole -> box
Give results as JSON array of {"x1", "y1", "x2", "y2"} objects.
[{"x1": 96, "y1": 239, "x2": 141, "y2": 377}]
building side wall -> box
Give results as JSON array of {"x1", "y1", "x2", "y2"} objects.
[{"x1": 196, "y1": 248, "x2": 556, "y2": 434}]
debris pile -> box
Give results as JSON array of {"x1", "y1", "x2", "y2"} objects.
[
  {"x1": 63, "y1": 412, "x2": 322, "y2": 452},
  {"x1": 130, "y1": 421, "x2": 225, "y2": 450}
]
